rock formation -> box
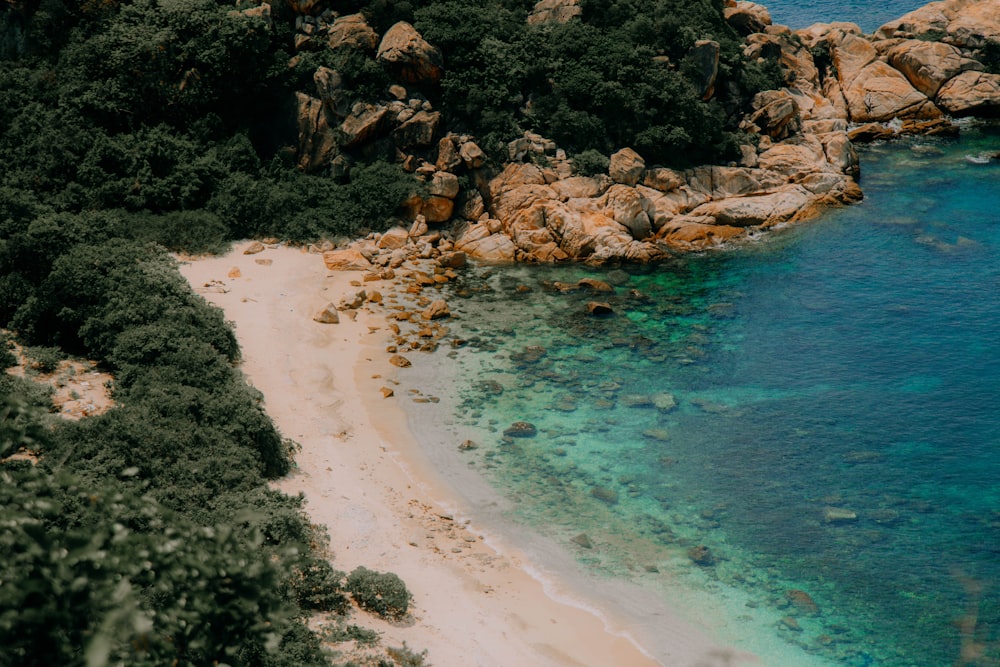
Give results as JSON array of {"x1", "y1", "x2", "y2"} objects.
[{"x1": 290, "y1": 0, "x2": 999, "y2": 266}]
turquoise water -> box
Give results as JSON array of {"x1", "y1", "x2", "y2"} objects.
[
  {"x1": 399, "y1": 123, "x2": 1000, "y2": 666},
  {"x1": 760, "y1": 0, "x2": 926, "y2": 32}
]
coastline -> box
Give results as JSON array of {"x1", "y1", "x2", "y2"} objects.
[{"x1": 178, "y1": 241, "x2": 735, "y2": 666}]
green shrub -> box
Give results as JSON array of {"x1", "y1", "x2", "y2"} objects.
[
  {"x1": 571, "y1": 149, "x2": 610, "y2": 176},
  {"x1": 291, "y1": 559, "x2": 350, "y2": 613},
  {"x1": 22, "y1": 345, "x2": 63, "y2": 373},
  {"x1": 346, "y1": 566, "x2": 412, "y2": 619}
]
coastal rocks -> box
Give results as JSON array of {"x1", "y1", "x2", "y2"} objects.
[
  {"x1": 841, "y1": 60, "x2": 941, "y2": 123},
  {"x1": 377, "y1": 22, "x2": 444, "y2": 84},
  {"x1": 340, "y1": 103, "x2": 391, "y2": 149},
  {"x1": 724, "y1": 1, "x2": 771, "y2": 36},
  {"x1": 875, "y1": 0, "x2": 1000, "y2": 49},
  {"x1": 392, "y1": 110, "x2": 441, "y2": 148},
  {"x1": 453, "y1": 223, "x2": 517, "y2": 262},
  {"x1": 689, "y1": 185, "x2": 814, "y2": 227},
  {"x1": 935, "y1": 71, "x2": 1000, "y2": 116},
  {"x1": 887, "y1": 40, "x2": 983, "y2": 99}
]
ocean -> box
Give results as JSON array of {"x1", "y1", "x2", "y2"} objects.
[
  {"x1": 760, "y1": 0, "x2": 928, "y2": 33},
  {"x1": 398, "y1": 120, "x2": 1000, "y2": 666}
]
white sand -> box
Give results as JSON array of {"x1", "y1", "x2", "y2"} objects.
[{"x1": 178, "y1": 241, "x2": 741, "y2": 667}]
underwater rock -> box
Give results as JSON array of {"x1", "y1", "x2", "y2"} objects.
[
  {"x1": 786, "y1": 589, "x2": 821, "y2": 615},
  {"x1": 591, "y1": 486, "x2": 619, "y2": 504},
  {"x1": 458, "y1": 439, "x2": 477, "y2": 451},
  {"x1": 503, "y1": 421, "x2": 538, "y2": 438},
  {"x1": 621, "y1": 394, "x2": 654, "y2": 408},
  {"x1": 571, "y1": 533, "x2": 594, "y2": 549},
  {"x1": 652, "y1": 393, "x2": 677, "y2": 411},
  {"x1": 687, "y1": 545, "x2": 715, "y2": 566},
  {"x1": 824, "y1": 507, "x2": 858, "y2": 524},
  {"x1": 585, "y1": 301, "x2": 614, "y2": 316}
]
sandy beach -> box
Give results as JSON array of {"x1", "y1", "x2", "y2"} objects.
[{"x1": 178, "y1": 241, "x2": 739, "y2": 667}]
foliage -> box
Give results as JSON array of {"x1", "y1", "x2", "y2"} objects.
[
  {"x1": 21, "y1": 345, "x2": 64, "y2": 374},
  {"x1": 571, "y1": 149, "x2": 611, "y2": 177},
  {"x1": 346, "y1": 567, "x2": 413, "y2": 620},
  {"x1": 291, "y1": 560, "x2": 350, "y2": 614}
]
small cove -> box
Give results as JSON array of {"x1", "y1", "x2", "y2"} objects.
[{"x1": 396, "y1": 123, "x2": 1000, "y2": 665}]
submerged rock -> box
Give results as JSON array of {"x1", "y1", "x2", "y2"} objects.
[
  {"x1": 503, "y1": 421, "x2": 537, "y2": 438},
  {"x1": 687, "y1": 545, "x2": 715, "y2": 566}
]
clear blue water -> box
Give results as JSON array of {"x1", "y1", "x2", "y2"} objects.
[
  {"x1": 398, "y1": 123, "x2": 1000, "y2": 666},
  {"x1": 760, "y1": 0, "x2": 927, "y2": 33}
]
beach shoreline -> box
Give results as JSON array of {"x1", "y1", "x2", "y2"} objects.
[{"x1": 178, "y1": 240, "x2": 736, "y2": 666}]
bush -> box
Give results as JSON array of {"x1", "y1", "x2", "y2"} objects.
[
  {"x1": 291, "y1": 560, "x2": 350, "y2": 613},
  {"x1": 346, "y1": 567, "x2": 412, "y2": 619},
  {"x1": 571, "y1": 149, "x2": 610, "y2": 176},
  {"x1": 22, "y1": 345, "x2": 63, "y2": 373}
]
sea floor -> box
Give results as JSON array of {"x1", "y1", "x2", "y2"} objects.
[{"x1": 396, "y1": 123, "x2": 1000, "y2": 666}]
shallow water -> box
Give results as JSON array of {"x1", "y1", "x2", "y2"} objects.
[
  {"x1": 398, "y1": 123, "x2": 1000, "y2": 666},
  {"x1": 760, "y1": 0, "x2": 928, "y2": 33}
]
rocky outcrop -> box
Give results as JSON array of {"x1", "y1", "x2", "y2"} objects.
[
  {"x1": 689, "y1": 39, "x2": 721, "y2": 100},
  {"x1": 295, "y1": 92, "x2": 338, "y2": 171},
  {"x1": 724, "y1": 1, "x2": 771, "y2": 36},
  {"x1": 936, "y1": 70, "x2": 1000, "y2": 116},
  {"x1": 527, "y1": 0, "x2": 582, "y2": 25},
  {"x1": 377, "y1": 22, "x2": 444, "y2": 85}
]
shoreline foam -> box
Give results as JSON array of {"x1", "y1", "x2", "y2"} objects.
[{"x1": 178, "y1": 241, "x2": 711, "y2": 666}]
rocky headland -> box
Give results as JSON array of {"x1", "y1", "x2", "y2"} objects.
[{"x1": 294, "y1": 0, "x2": 1000, "y2": 265}]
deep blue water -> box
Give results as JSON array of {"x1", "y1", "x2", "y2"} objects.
[
  {"x1": 400, "y1": 124, "x2": 1000, "y2": 665},
  {"x1": 760, "y1": 0, "x2": 927, "y2": 32}
]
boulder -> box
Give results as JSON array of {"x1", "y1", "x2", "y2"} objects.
[
  {"x1": 378, "y1": 227, "x2": 410, "y2": 250},
  {"x1": 551, "y1": 175, "x2": 611, "y2": 200},
  {"x1": 323, "y1": 248, "x2": 373, "y2": 271},
  {"x1": 295, "y1": 93, "x2": 338, "y2": 172},
  {"x1": 643, "y1": 167, "x2": 686, "y2": 193},
  {"x1": 658, "y1": 219, "x2": 746, "y2": 249},
  {"x1": 459, "y1": 140, "x2": 486, "y2": 169},
  {"x1": 340, "y1": 103, "x2": 390, "y2": 149},
  {"x1": 842, "y1": 60, "x2": 941, "y2": 122},
  {"x1": 689, "y1": 185, "x2": 814, "y2": 227},
  {"x1": 887, "y1": 39, "x2": 983, "y2": 99},
  {"x1": 599, "y1": 185, "x2": 653, "y2": 239},
  {"x1": 608, "y1": 147, "x2": 646, "y2": 186},
  {"x1": 454, "y1": 224, "x2": 517, "y2": 262},
  {"x1": 312, "y1": 303, "x2": 340, "y2": 324},
  {"x1": 935, "y1": 71, "x2": 1000, "y2": 116},
  {"x1": 422, "y1": 299, "x2": 451, "y2": 320},
  {"x1": 824, "y1": 507, "x2": 858, "y2": 524},
  {"x1": 377, "y1": 21, "x2": 444, "y2": 84},
  {"x1": 435, "y1": 136, "x2": 462, "y2": 172},
  {"x1": 831, "y1": 32, "x2": 878, "y2": 87},
  {"x1": 578, "y1": 277, "x2": 613, "y2": 291},
  {"x1": 724, "y1": 1, "x2": 771, "y2": 35},
  {"x1": 429, "y1": 171, "x2": 460, "y2": 199},
  {"x1": 420, "y1": 195, "x2": 455, "y2": 223},
  {"x1": 687, "y1": 545, "x2": 715, "y2": 566},
  {"x1": 327, "y1": 13, "x2": 378, "y2": 52},
  {"x1": 688, "y1": 39, "x2": 721, "y2": 100},
  {"x1": 436, "y1": 250, "x2": 467, "y2": 268},
  {"x1": 749, "y1": 89, "x2": 801, "y2": 141},
  {"x1": 527, "y1": 0, "x2": 582, "y2": 25},
  {"x1": 389, "y1": 354, "x2": 412, "y2": 368},
  {"x1": 392, "y1": 110, "x2": 441, "y2": 148},
  {"x1": 313, "y1": 67, "x2": 350, "y2": 117}
]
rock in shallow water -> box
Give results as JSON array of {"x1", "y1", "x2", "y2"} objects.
[{"x1": 503, "y1": 421, "x2": 537, "y2": 438}]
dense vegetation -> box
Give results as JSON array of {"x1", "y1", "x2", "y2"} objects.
[{"x1": 0, "y1": 0, "x2": 777, "y2": 665}]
